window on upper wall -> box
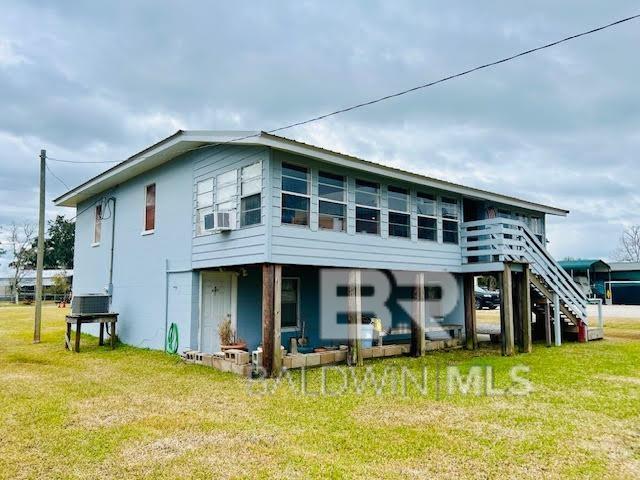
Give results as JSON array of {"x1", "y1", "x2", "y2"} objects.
[
  {"x1": 355, "y1": 179, "x2": 380, "y2": 234},
  {"x1": 529, "y1": 216, "x2": 543, "y2": 243},
  {"x1": 318, "y1": 171, "x2": 346, "y2": 231},
  {"x1": 388, "y1": 186, "x2": 409, "y2": 238},
  {"x1": 281, "y1": 277, "x2": 299, "y2": 329},
  {"x1": 93, "y1": 204, "x2": 102, "y2": 245},
  {"x1": 196, "y1": 178, "x2": 214, "y2": 235},
  {"x1": 144, "y1": 183, "x2": 156, "y2": 232},
  {"x1": 417, "y1": 192, "x2": 437, "y2": 241},
  {"x1": 240, "y1": 163, "x2": 262, "y2": 227},
  {"x1": 441, "y1": 197, "x2": 459, "y2": 244},
  {"x1": 281, "y1": 163, "x2": 310, "y2": 226},
  {"x1": 216, "y1": 170, "x2": 237, "y2": 215}
]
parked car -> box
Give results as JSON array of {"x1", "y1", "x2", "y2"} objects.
[{"x1": 475, "y1": 287, "x2": 500, "y2": 309}]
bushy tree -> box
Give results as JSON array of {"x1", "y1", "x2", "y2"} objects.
[{"x1": 25, "y1": 216, "x2": 74, "y2": 269}]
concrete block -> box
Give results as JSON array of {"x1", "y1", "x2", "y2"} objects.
[
  {"x1": 289, "y1": 355, "x2": 306, "y2": 369},
  {"x1": 305, "y1": 353, "x2": 321, "y2": 367},
  {"x1": 362, "y1": 348, "x2": 373, "y2": 359},
  {"x1": 218, "y1": 359, "x2": 233, "y2": 372},
  {"x1": 384, "y1": 345, "x2": 402, "y2": 357},
  {"x1": 333, "y1": 350, "x2": 347, "y2": 363},
  {"x1": 193, "y1": 352, "x2": 204, "y2": 365},
  {"x1": 225, "y1": 349, "x2": 250, "y2": 365},
  {"x1": 425, "y1": 340, "x2": 444, "y2": 351},
  {"x1": 320, "y1": 351, "x2": 336, "y2": 365},
  {"x1": 400, "y1": 344, "x2": 411, "y2": 354},
  {"x1": 210, "y1": 357, "x2": 223, "y2": 371},
  {"x1": 201, "y1": 353, "x2": 214, "y2": 367},
  {"x1": 282, "y1": 356, "x2": 293, "y2": 369},
  {"x1": 231, "y1": 363, "x2": 253, "y2": 377},
  {"x1": 370, "y1": 346, "x2": 384, "y2": 358}
]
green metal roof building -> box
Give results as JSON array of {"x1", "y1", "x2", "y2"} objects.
[{"x1": 558, "y1": 259, "x2": 611, "y2": 300}]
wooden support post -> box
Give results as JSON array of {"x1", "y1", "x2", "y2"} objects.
[
  {"x1": 74, "y1": 320, "x2": 81, "y2": 353},
  {"x1": 500, "y1": 263, "x2": 515, "y2": 356},
  {"x1": 520, "y1": 265, "x2": 532, "y2": 353},
  {"x1": 273, "y1": 265, "x2": 282, "y2": 372},
  {"x1": 463, "y1": 273, "x2": 478, "y2": 350},
  {"x1": 261, "y1": 264, "x2": 275, "y2": 376},
  {"x1": 553, "y1": 293, "x2": 562, "y2": 347},
  {"x1": 512, "y1": 272, "x2": 523, "y2": 349},
  {"x1": 65, "y1": 322, "x2": 72, "y2": 350},
  {"x1": 347, "y1": 269, "x2": 363, "y2": 367},
  {"x1": 544, "y1": 299, "x2": 552, "y2": 347},
  {"x1": 110, "y1": 321, "x2": 116, "y2": 349},
  {"x1": 99, "y1": 322, "x2": 105, "y2": 346},
  {"x1": 411, "y1": 272, "x2": 426, "y2": 356}
]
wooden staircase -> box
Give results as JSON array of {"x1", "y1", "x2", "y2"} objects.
[{"x1": 462, "y1": 217, "x2": 603, "y2": 342}]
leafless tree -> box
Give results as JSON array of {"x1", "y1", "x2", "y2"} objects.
[
  {"x1": 614, "y1": 225, "x2": 640, "y2": 262},
  {"x1": 8, "y1": 223, "x2": 35, "y2": 303}
]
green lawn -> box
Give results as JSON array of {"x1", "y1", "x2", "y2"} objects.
[{"x1": 1, "y1": 305, "x2": 639, "y2": 479}]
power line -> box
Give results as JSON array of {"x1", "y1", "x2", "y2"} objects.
[
  {"x1": 147, "y1": 13, "x2": 640, "y2": 165},
  {"x1": 47, "y1": 13, "x2": 640, "y2": 179},
  {"x1": 47, "y1": 156, "x2": 120, "y2": 164},
  {"x1": 45, "y1": 162, "x2": 71, "y2": 190},
  {"x1": 267, "y1": 13, "x2": 640, "y2": 133}
]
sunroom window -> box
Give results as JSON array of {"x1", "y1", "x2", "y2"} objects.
[
  {"x1": 388, "y1": 186, "x2": 409, "y2": 238},
  {"x1": 196, "y1": 178, "x2": 214, "y2": 235},
  {"x1": 318, "y1": 171, "x2": 346, "y2": 231},
  {"x1": 281, "y1": 163, "x2": 310, "y2": 226},
  {"x1": 240, "y1": 163, "x2": 261, "y2": 227},
  {"x1": 417, "y1": 192, "x2": 437, "y2": 241},
  {"x1": 441, "y1": 197, "x2": 459, "y2": 244},
  {"x1": 355, "y1": 180, "x2": 380, "y2": 234}
]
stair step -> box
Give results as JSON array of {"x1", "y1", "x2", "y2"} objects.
[{"x1": 587, "y1": 327, "x2": 604, "y2": 341}]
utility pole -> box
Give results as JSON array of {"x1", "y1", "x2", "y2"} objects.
[{"x1": 34, "y1": 149, "x2": 46, "y2": 343}]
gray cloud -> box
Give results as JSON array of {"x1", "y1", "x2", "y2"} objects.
[{"x1": 0, "y1": 0, "x2": 639, "y2": 268}]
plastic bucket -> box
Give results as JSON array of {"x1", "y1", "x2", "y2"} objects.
[{"x1": 360, "y1": 323, "x2": 374, "y2": 348}]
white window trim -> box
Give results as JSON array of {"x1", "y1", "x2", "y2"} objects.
[
  {"x1": 142, "y1": 183, "x2": 156, "y2": 235},
  {"x1": 318, "y1": 172, "x2": 347, "y2": 232},
  {"x1": 281, "y1": 277, "x2": 301, "y2": 332},
  {"x1": 355, "y1": 179, "x2": 381, "y2": 235},
  {"x1": 387, "y1": 186, "x2": 410, "y2": 238},
  {"x1": 281, "y1": 162, "x2": 311, "y2": 228}
]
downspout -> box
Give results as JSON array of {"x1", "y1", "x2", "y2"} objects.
[{"x1": 107, "y1": 197, "x2": 116, "y2": 299}]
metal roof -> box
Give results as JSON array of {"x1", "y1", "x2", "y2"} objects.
[
  {"x1": 54, "y1": 130, "x2": 569, "y2": 216},
  {"x1": 558, "y1": 259, "x2": 611, "y2": 272},
  {"x1": 609, "y1": 261, "x2": 640, "y2": 272}
]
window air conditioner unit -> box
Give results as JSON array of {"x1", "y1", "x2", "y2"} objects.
[
  {"x1": 216, "y1": 211, "x2": 234, "y2": 231},
  {"x1": 72, "y1": 294, "x2": 111, "y2": 315}
]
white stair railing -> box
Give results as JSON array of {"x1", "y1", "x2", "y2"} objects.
[{"x1": 461, "y1": 218, "x2": 587, "y2": 323}]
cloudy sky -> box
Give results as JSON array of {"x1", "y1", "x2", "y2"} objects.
[{"x1": 1, "y1": 1, "x2": 639, "y2": 271}]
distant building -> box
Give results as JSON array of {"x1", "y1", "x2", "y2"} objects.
[
  {"x1": 608, "y1": 262, "x2": 640, "y2": 305},
  {"x1": 558, "y1": 259, "x2": 611, "y2": 300},
  {"x1": 0, "y1": 269, "x2": 73, "y2": 299}
]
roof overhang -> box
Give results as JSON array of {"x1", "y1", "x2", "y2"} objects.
[{"x1": 54, "y1": 130, "x2": 569, "y2": 216}]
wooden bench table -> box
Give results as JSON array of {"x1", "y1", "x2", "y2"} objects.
[{"x1": 65, "y1": 313, "x2": 118, "y2": 352}]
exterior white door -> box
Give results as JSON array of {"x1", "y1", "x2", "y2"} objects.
[{"x1": 200, "y1": 272, "x2": 234, "y2": 353}]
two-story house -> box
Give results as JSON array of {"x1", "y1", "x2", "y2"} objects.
[{"x1": 55, "y1": 131, "x2": 596, "y2": 375}]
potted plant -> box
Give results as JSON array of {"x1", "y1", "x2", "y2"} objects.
[{"x1": 218, "y1": 315, "x2": 247, "y2": 351}]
